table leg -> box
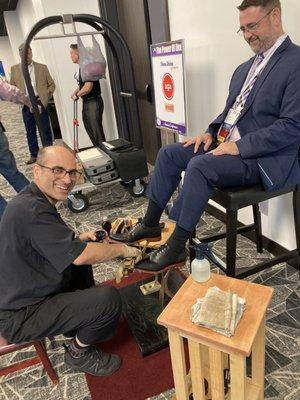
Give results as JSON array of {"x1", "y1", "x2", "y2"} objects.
[
  {"x1": 209, "y1": 348, "x2": 225, "y2": 400},
  {"x1": 188, "y1": 339, "x2": 206, "y2": 400},
  {"x1": 230, "y1": 354, "x2": 246, "y2": 400},
  {"x1": 251, "y1": 317, "x2": 266, "y2": 400},
  {"x1": 168, "y1": 329, "x2": 189, "y2": 400}
]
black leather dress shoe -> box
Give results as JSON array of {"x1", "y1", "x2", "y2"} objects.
[
  {"x1": 135, "y1": 244, "x2": 186, "y2": 272},
  {"x1": 110, "y1": 221, "x2": 161, "y2": 243},
  {"x1": 26, "y1": 156, "x2": 37, "y2": 165}
]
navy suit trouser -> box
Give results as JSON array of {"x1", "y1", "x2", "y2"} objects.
[
  {"x1": 22, "y1": 105, "x2": 53, "y2": 157},
  {"x1": 147, "y1": 143, "x2": 262, "y2": 232}
]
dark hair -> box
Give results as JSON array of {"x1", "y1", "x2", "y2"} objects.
[
  {"x1": 237, "y1": 0, "x2": 281, "y2": 11},
  {"x1": 70, "y1": 44, "x2": 78, "y2": 50}
]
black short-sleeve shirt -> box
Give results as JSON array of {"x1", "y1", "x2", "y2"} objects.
[
  {"x1": 0, "y1": 183, "x2": 87, "y2": 311},
  {"x1": 79, "y1": 69, "x2": 101, "y2": 101}
]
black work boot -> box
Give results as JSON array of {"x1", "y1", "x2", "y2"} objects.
[
  {"x1": 110, "y1": 221, "x2": 161, "y2": 243},
  {"x1": 64, "y1": 344, "x2": 121, "y2": 376},
  {"x1": 135, "y1": 244, "x2": 187, "y2": 272}
]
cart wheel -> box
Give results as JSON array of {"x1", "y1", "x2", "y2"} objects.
[
  {"x1": 67, "y1": 193, "x2": 89, "y2": 213},
  {"x1": 128, "y1": 180, "x2": 147, "y2": 197},
  {"x1": 119, "y1": 180, "x2": 131, "y2": 188}
]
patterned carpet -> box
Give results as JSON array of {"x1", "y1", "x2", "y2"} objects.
[{"x1": 0, "y1": 101, "x2": 299, "y2": 400}]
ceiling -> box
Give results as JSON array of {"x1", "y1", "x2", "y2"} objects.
[{"x1": 0, "y1": 0, "x2": 18, "y2": 36}]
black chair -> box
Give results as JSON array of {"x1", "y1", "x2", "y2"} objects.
[{"x1": 195, "y1": 185, "x2": 300, "y2": 278}]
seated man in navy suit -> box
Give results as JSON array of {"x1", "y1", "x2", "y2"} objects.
[{"x1": 110, "y1": 0, "x2": 300, "y2": 271}]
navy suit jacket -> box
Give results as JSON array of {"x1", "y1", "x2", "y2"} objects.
[{"x1": 207, "y1": 37, "x2": 300, "y2": 190}]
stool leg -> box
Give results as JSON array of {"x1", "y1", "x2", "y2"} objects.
[
  {"x1": 209, "y1": 348, "x2": 225, "y2": 400},
  {"x1": 34, "y1": 341, "x2": 59, "y2": 385},
  {"x1": 168, "y1": 330, "x2": 189, "y2": 400},
  {"x1": 226, "y1": 210, "x2": 238, "y2": 277},
  {"x1": 158, "y1": 272, "x2": 165, "y2": 309},
  {"x1": 252, "y1": 204, "x2": 263, "y2": 253},
  {"x1": 230, "y1": 354, "x2": 246, "y2": 400},
  {"x1": 188, "y1": 339, "x2": 206, "y2": 400},
  {"x1": 251, "y1": 317, "x2": 266, "y2": 400},
  {"x1": 293, "y1": 186, "x2": 300, "y2": 254}
]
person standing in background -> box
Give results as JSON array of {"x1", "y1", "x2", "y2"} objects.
[
  {"x1": 0, "y1": 78, "x2": 30, "y2": 219},
  {"x1": 10, "y1": 44, "x2": 55, "y2": 164},
  {"x1": 70, "y1": 44, "x2": 105, "y2": 147}
]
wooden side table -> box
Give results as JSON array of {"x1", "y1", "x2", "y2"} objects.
[{"x1": 157, "y1": 273, "x2": 273, "y2": 400}]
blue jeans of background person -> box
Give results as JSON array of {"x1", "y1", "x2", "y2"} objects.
[
  {"x1": 22, "y1": 104, "x2": 53, "y2": 158},
  {"x1": 0, "y1": 126, "x2": 29, "y2": 218}
]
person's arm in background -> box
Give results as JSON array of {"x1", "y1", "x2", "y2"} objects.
[
  {"x1": 71, "y1": 86, "x2": 80, "y2": 100},
  {"x1": 75, "y1": 81, "x2": 93, "y2": 98},
  {"x1": 9, "y1": 66, "x2": 16, "y2": 86},
  {"x1": 0, "y1": 78, "x2": 31, "y2": 108}
]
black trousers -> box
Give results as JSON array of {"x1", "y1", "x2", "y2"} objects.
[
  {"x1": 82, "y1": 96, "x2": 105, "y2": 147},
  {"x1": 0, "y1": 265, "x2": 122, "y2": 345}
]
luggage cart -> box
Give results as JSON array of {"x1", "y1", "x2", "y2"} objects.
[
  {"x1": 69, "y1": 99, "x2": 146, "y2": 213},
  {"x1": 21, "y1": 14, "x2": 148, "y2": 212}
]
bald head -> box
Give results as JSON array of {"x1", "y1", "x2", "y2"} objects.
[
  {"x1": 33, "y1": 146, "x2": 78, "y2": 205},
  {"x1": 36, "y1": 145, "x2": 75, "y2": 165}
]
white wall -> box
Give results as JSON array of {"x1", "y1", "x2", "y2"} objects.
[
  {"x1": 4, "y1": 0, "x2": 118, "y2": 149},
  {"x1": 4, "y1": 10, "x2": 24, "y2": 64},
  {"x1": 0, "y1": 37, "x2": 15, "y2": 79},
  {"x1": 167, "y1": 0, "x2": 300, "y2": 250}
]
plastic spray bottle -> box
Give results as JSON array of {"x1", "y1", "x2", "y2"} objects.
[{"x1": 190, "y1": 243, "x2": 211, "y2": 283}]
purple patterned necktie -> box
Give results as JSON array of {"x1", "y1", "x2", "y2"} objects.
[
  {"x1": 217, "y1": 53, "x2": 264, "y2": 143},
  {"x1": 238, "y1": 53, "x2": 264, "y2": 108}
]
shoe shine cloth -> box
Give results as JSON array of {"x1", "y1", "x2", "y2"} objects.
[{"x1": 190, "y1": 286, "x2": 245, "y2": 337}]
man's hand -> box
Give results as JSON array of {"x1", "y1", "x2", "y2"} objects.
[
  {"x1": 209, "y1": 142, "x2": 240, "y2": 156},
  {"x1": 122, "y1": 245, "x2": 143, "y2": 263},
  {"x1": 78, "y1": 230, "x2": 98, "y2": 242},
  {"x1": 71, "y1": 89, "x2": 79, "y2": 100},
  {"x1": 183, "y1": 133, "x2": 213, "y2": 153}
]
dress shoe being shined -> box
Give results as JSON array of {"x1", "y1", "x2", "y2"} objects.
[
  {"x1": 110, "y1": 221, "x2": 161, "y2": 243},
  {"x1": 26, "y1": 156, "x2": 37, "y2": 165},
  {"x1": 135, "y1": 244, "x2": 186, "y2": 272}
]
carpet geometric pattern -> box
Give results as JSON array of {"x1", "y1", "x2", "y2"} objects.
[{"x1": 0, "y1": 101, "x2": 299, "y2": 399}]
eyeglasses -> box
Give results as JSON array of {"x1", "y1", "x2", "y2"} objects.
[
  {"x1": 37, "y1": 164, "x2": 82, "y2": 179},
  {"x1": 237, "y1": 8, "x2": 274, "y2": 36}
]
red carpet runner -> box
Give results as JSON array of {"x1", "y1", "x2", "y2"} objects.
[{"x1": 86, "y1": 272, "x2": 175, "y2": 400}]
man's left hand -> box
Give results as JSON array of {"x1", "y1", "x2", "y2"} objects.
[
  {"x1": 78, "y1": 230, "x2": 98, "y2": 242},
  {"x1": 209, "y1": 142, "x2": 240, "y2": 156}
]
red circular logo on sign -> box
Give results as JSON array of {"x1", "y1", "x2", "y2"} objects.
[{"x1": 162, "y1": 73, "x2": 174, "y2": 100}]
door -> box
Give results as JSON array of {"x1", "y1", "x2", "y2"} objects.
[{"x1": 99, "y1": 0, "x2": 170, "y2": 165}]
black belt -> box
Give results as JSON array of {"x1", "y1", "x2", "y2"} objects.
[{"x1": 83, "y1": 95, "x2": 101, "y2": 101}]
